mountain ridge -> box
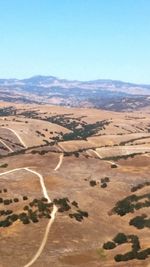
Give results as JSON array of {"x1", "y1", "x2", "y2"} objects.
[
  {"x1": 0, "y1": 75, "x2": 150, "y2": 111},
  {"x1": 0, "y1": 75, "x2": 150, "y2": 86}
]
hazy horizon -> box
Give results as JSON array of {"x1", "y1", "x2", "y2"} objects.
[{"x1": 1, "y1": 74, "x2": 150, "y2": 86}]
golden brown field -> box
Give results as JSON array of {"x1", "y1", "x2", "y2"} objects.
[{"x1": 0, "y1": 102, "x2": 149, "y2": 267}]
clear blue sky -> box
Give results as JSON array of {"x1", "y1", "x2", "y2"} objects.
[{"x1": 0, "y1": 0, "x2": 150, "y2": 83}]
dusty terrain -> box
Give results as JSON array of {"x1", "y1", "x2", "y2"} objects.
[{"x1": 0, "y1": 102, "x2": 149, "y2": 267}]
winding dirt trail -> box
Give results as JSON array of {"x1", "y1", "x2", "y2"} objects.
[
  {"x1": 24, "y1": 205, "x2": 58, "y2": 267},
  {"x1": 0, "y1": 139, "x2": 13, "y2": 152},
  {"x1": 0, "y1": 127, "x2": 58, "y2": 267},
  {"x1": 1, "y1": 127, "x2": 27, "y2": 148},
  {"x1": 54, "y1": 153, "x2": 64, "y2": 171},
  {"x1": 25, "y1": 167, "x2": 51, "y2": 202},
  {"x1": 22, "y1": 168, "x2": 58, "y2": 267},
  {"x1": 0, "y1": 167, "x2": 58, "y2": 267},
  {"x1": 92, "y1": 150, "x2": 119, "y2": 166}
]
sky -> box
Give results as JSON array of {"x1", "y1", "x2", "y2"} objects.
[{"x1": 0, "y1": 0, "x2": 150, "y2": 83}]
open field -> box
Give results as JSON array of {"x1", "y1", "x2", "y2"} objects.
[{"x1": 0, "y1": 102, "x2": 149, "y2": 267}]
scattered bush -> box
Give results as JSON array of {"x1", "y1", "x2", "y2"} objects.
[
  {"x1": 14, "y1": 198, "x2": 19, "y2": 203},
  {"x1": 89, "y1": 180, "x2": 97, "y2": 187},
  {"x1": 111, "y1": 164, "x2": 117, "y2": 168},
  {"x1": 101, "y1": 183, "x2": 107, "y2": 188},
  {"x1": 3, "y1": 188, "x2": 7, "y2": 193},
  {"x1": 3, "y1": 199, "x2": 11, "y2": 205},
  {"x1": 23, "y1": 196, "x2": 28, "y2": 201},
  {"x1": 103, "y1": 241, "x2": 116, "y2": 250},
  {"x1": 113, "y1": 233, "x2": 128, "y2": 244},
  {"x1": 0, "y1": 163, "x2": 8, "y2": 168}
]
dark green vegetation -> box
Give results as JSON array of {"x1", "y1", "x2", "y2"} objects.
[
  {"x1": 111, "y1": 164, "x2": 118, "y2": 168},
  {"x1": 0, "y1": 107, "x2": 16, "y2": 116},
  {"x1": 0, "y1": 163, "x2": 8, "y2": 168},
  {"x1": 0, "y1": 197, "x2": 53, "y2": 227},
  {"x1": 53, "y1": 197, "x2": 88, "y2": 222},
  {"x1": 104, "y1": 152, "x2": 146, "y2": 161},
  {"x1": 44, "y1": 114, "x2": 87, "y2": 131},
  {"x1": 17, "y1": 111, "x2": 110, "y2": 141},
  {"x1": 69, "y1": 210, "x2": 88, "y2": 222},
  {"x1": 131, "y1": 181, "x2": 150, "y2": 192},
  {"x1": 53, "y1": 197, "x2": 71, "y2": 212},
  {"x1": 129, "y1": 214, "x2": 150, "y2": 229},
  {"x1": 0, "y1": 111, "x2": 111, "y2": 161},
  {"x1": 111, "y1": 193, "x2": 150, "y2": 216},
  {"x1": 104, "y1": 187, "x2": 150, "y2": 263},
  {"x1": 119, "y1": 135, "x2": 150, "y2": 146},
  {"x1": 89, "y1": 180, "x2": 97, "y2": 187},
  {"x1": 101, "y1": 177, "x2": 110, "y2": 188},
  {"x1": 113, "y1": 232, "x2": 128, "y2": 244},
  {"x1": 0, "y1": 189, "x2": 89, "y2": 227},
  {"x1": 103, "y1": 241, "x2": 116, "y2": 250},
  {"x1": 46, "y1": 116, "x2": 110, "y2": 142},
  {"x1": 88, "y1": 176, "x2": 110, "y2": 189},
  {"x1": 103, "y1": 233, "x2": 150, "y2": 262},
  {"x1": 61, "y1": 120, "x2": 110, "y2": 141}
]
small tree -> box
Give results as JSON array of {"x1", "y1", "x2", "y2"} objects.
[
  {"x1": 103, "y1": 241, "x2": 116, "y2": 250},
  {"x1": 113, "y1": 233, "x2": 127, "y2": 244}
]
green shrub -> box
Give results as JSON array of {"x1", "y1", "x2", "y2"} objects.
[
  {"x1": 114, "y1": 254, "x2": 123, "y2": 262},
  {"x1": 111, "y1": 164, "x2": 117, "y2": 168},
  {"x1": 89, "y1": 180, "x2": 97, "y2": 187},
  {"x1": 113, "y1": 233, "x2": 127, "y2": 244},
  {"x1": 23, "y1": 196, "x2": 28, "y2": 201},
  {"x1": 103, "y1": 241, "x2": 116, "y2": 250},
  {"x1": 0, "y1": 163, "x2": 8, "y2": 168},
  {"x1": 14, "y1": 198, "x2": 19, "y2": 203},
  {"x1": 101, "y1": 183, "x2": 107, "y2": 188}
]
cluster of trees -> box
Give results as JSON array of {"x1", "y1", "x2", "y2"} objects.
[
  {"x1": 53, "y1": 197, "x2": 71, "y2": 212},
  {"x1": 31, "y1": 149, "x2": 51, "y2": 155},
  {"x1": 45, "y1": 115, "x2": 110, "y2": 142},
  {"x1": 104, "y1": 153, "x2": 142, "y2": 161},
  {"x1": 69, "y1": 210, "x2": 88, "y2": 222},
  {"x1": 0, "y1": 190, "x2": 89, "y2": 227},
  {"x1": 53, "y1": 197, "x2": 88, "y2": 222},
  {"x1": 0, "y1": 188, "x2": 7, "y2": 193},
  {"x1": 89, "y1": 177, "x2": 110, "y2": 189},
  {"x1": 103, "y1": 233, "x2": 127, "y2": 250},
  {"x1": 0, "y1": 196, "x2": 53, "y2": 227},
  {"x1": 62, "y1": 120, "x2": 110, "y2": 141},
  {"x1": 101, "y1": 177, "x2": 110, "y2": 188},
  {"x1": 131, "y1": 181, "x2": 150, "y2": 192},
  {"x1": 0, "y1": 197, "x2": 53, "y2": 227},
  {"x1": 103, "y1": 232, "x2": 150, "y2": 262},
  {"x1": 119, "y1": 136, "x2": 150, "y2": 146},
  {"x1": 0, "y1": 107, "x2": 16, "y2": 116},
  {"x1": 115, "y1": 247, "x2": 150, "y2": 262},
  {"x1": 89, "y1": 176, "x2": 110, "y2": 188},
  {"x1": 112, "y1": 193, "x2": 150, "y2": 216},
  {"x1": 45, "y1": 114, "x2": 85, "y2": 131},
  {"x1": 64, "y1": 151, "x2": 80, "y2": 158},
  {"x1": 20, "y1": 110, "x2": 39, "y2": 118},
  {"x1": 129, "y1": 214, "x2": 150, "y2": 229},
  {"x1": 36, "y1": 130, "x2": 45, "y2": 137},
  {"x1": 0, "y1": 195, "x2": 28, "y2": 205}
]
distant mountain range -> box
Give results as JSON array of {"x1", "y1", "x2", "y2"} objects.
[{"x1": 0, "y1": 75, "x2": 150, "y2": 111}]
